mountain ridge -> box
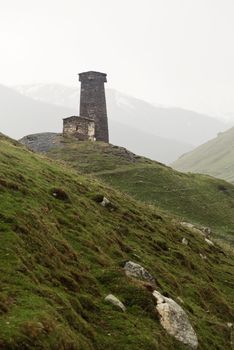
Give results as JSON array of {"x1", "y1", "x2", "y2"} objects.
[{"x1": 172, "y1": 126, "x2": 234, "y2": 183}]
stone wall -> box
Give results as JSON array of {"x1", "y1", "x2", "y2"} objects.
[
  {"x1": 63, "y1": 116, "x2": 95, "y2": 141},
  {"x1": 79, "y1": 71, "x2": 109, "y2": 143}
]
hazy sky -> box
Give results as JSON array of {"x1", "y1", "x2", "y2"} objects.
[{"x1": 1, "y1": 0, "x2": 234, "y2": 117}]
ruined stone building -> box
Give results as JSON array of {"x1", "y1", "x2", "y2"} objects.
[
  {"x1": 63, "y1": 116, "x2": 95, "y2": 141},
  {"x1": 63, "y1": 71, "x2": 109, "y2": 143}
]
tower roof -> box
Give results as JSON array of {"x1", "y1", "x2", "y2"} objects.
[
  {"x1": 63, "y1": 115, "x2": 95, "y2": 122},
  {"x1": 79, "y1": 71, "x2": 107, "y2": 82}
]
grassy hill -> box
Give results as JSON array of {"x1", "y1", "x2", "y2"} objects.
[
  {"x1": 1, "y1": 133, "x2": 234, "y2": 349},
  {"x1": 23, "y1": 135, "x2": 234, "y2": 244},
  {"x1": 172, "y1": 127, "x2": 234, "y2": 183}
]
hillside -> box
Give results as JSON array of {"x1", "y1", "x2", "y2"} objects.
[
  {"x1": 1, "y1": 133, "x2": 234, "y2": 349},
  {"x1": 20, "y1": 134, "x2": 234, "y2": 244},
  {"x1": 172, "y1": 127, "x2": 234, "y2": 183}
]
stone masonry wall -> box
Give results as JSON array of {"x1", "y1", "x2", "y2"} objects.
[{"x1": 63, "y1": 116, "x2": 95, "y2": 141}]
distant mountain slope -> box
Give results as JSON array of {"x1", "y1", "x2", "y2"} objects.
[
  {"x1": 106, "y1": 89, "x2": 231, "y2": 146},
  {"x1": 0, "y1": 84, "x2": 192, "y2": 163},
  {"x1": 15, "y1": 83, "x2": 231, "y2": 145},
  {"x1": 20, "y1": 133, "x2": 234, "y2": 243},
  {"x1": 172, "y1": 127, "x2": 234, "y2": 183},
  {"x1": 108, "y1": 121, "x2": 194, "y2": 164},
  {"x1": 2, "y1": 133, "x2": 234, "y2": 349},
  {"x1": 0, "y1": 84, "x2": 76, "y2": 138},
  {"x1": 16, "y1": 84, "x2": 231, "y2": 159}
]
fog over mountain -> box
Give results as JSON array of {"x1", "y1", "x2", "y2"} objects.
[
  {"x1": 0, "y1": 83, "x2": 231, "y2": 164},
  {"x1": 11, "y1": 84, "x2": 231, "y2": 163},
  {"x1": 15, "y1": 84, "x2": 232, "y2": 145},
  {"x1": 0, "y1": 85, "x2": 74, "y2": 136}
]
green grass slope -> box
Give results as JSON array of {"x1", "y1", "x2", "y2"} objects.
[
  {"x1": 0, "y1": 133, "x2": 234, "y2": 349},
  {"x1": 172, "y1": 127, "x2": 234, "y2": 183},
  {"x1": 44, "y1": 137, "x2": 234, "y2": 244}
]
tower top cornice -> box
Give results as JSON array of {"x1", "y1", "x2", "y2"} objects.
[{"x1": 79, "y1": 71, "x2": 107, "y2": 83}]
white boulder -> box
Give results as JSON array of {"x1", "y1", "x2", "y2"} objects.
[
  {"x1": 105, "y1": 294, "x2": 126, "y2": 312},
  {"x1": 124, "y1": 261, "x2": 155, "y2": 285},
  {"x1": 153, "y1": 291, "x2": 198, "y2": 349},
  {"x1": 180, "y1": 222, "x2": 207, "y2": 237},
  {"x1": 180, "y1": 222, "x2": 195, "y2": 229},
  {"x1": 182, "y1": 237, "x2": 189, "y2": 245},
  {"x1": 205, "y1": 238, "x2": 214, "y2": 246},
  {"x1": 101, "y1": 197, "x2": 111, "y2": 207}
]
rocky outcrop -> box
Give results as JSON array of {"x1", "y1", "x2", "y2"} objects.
[
  {"x1": 180, "y1": 222, "x2": 211, "y2": 238},
  {"x1": 20, "y1": 133, "x2": 61, "y2": 153},
  {"x1": 182, "y1": 237, "x2": 189, "y2": 245},
  {"x1": 180, "y1": 222, "x2": 214, "y2": 247},
  {"x1": 153, "y1": 291, "x2": 198, "y2": 349},
  {"x1": 124, "y1": 261, "x2": 155, "y2": 285},
  {"x1": 205, "y1": 238, "x2": 214, "y2": 246},
  {"x1": 180, "y1": 222, "x2": 194, "y2": 229},
  {"x1": 105, "y1": 294, "x2": 126, "y2": 312},
  {"x1": 101, "y1": 197, "x2": 111, "y2": 207}
]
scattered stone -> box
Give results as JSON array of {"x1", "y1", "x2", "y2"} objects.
[
  {"x1": 124, "y1": 261, "x2": 155, "y2": 285},
  {"x1": 105, "y1": 294, "x2": 126, "y2": 312},
  {"x1": 101, "y1": 197, "x2": 110, "y2": 207},
  {"x1": 182, "y1": 238, "x2": 188, "y2": 245},
  {"x1": 193, "y1": 227, "x2": 206, "y2": 237},
  {"x1": 205, "y1": 238, "x2": 214, "y2": 246},
  {"x1": 180, "y1": 222, "x2": 212, "y2": 240},
  {"x1": 177, "y1": 296, "x2": 184, "y2": 304},
  {"x1": 181, "y1": 222, "x2": 194, "y2": 229},
  {"x1": 202, "y1": 227, "x2": 212, "y2": 238},
  {"x1": 153, "y1": 291, "x2": 198, "y2": 349},
  {"x1": 199, "y1": 253, "x2": 207, "y2": 260},
  {"x1": 181, "y1": 222, "x2": 204, "y2": 236},
  {"x1": 94, "y1": 195, "x2": 117, "y2": 211}
]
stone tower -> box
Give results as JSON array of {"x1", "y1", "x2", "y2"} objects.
[{"x1": 79, "y1": 71, "x2": 109, "y2": 143}]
